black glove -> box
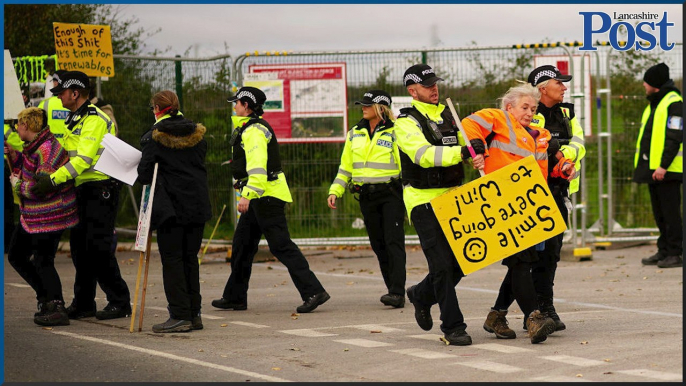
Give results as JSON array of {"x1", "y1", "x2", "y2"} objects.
[
  {"x1": 31, "y1": 174, "x2": 58, "y2": 197},
  {"x1": 461, "y1": 139, "x2": 486, "y2": 159}
]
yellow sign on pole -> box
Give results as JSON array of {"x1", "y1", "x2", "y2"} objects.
[
  {"x1": 430, "y1": 156, "x2": 566, "y2": 275},
  {"x1": 53, "y1": 22, "x2": 114, "y2": 77}
]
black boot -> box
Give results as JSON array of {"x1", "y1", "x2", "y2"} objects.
[
  {"x1": 34, "y1": 300, "x2": 70, "y2": 326},
  {"x1": 539, "y1": 296, "x2": 565, "y2": 332}
]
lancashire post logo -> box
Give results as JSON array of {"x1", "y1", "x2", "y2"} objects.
[{"x1": 579, "y1": 11, "x2": 675, "y2": 51}]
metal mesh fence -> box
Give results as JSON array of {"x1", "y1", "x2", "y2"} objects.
[{"x1": 12, "y1": 43, "x2": 683, "y2": 244}]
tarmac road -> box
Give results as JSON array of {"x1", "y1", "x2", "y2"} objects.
[{"x1": 3, "y1": 243, "x2": 683, "y2": 383}]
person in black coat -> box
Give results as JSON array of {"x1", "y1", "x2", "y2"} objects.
[{"x1": 137, "y1": 90, "x2": 212, "y2": 333}]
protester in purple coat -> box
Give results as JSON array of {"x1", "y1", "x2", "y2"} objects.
[{"x1": 5, "y1": 107, "x2": 78, "y2": 326}]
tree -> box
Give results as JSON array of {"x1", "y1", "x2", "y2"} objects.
[{"x1": 4, "y1": 4, "x2": 160, "y2": 58}]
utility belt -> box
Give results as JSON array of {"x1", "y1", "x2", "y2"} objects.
[
  {"x1": 233, "y1": 170, "x2": 282, "y2": 190},
  {"x1": 76, "y1": 178, "x2": 121, "y2": 200},
  {"x1": 349, "y1": 179, "x2": 402, "y2": 200}
]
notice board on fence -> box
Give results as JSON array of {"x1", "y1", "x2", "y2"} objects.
[
  {"x1": 53, "y1": 22, "x2": 114, "y2": 77},
  {"x1": 430, "y1": 156, "x2": 566, "y2": 275},
  {"x1": 244, "y1": 63, "x2": 347, "y2": 143}
]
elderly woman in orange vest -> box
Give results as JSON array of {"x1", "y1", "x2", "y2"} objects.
[{"x1": 461, "y1": 84, "x2": 573, "y2": 344}]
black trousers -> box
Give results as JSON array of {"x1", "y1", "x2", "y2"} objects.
[
  {"x1": 493, "y1": 248, "x2": 538, "y2": 317},
  {"x1": 157, "y1": 219, "x2": 204, "y2": 320},
  {"x1": 70, "y1": 180, "x2": 130, "y2": 311},
  {"x1": 4, "y1": 164, "x2": 16, "y2": 253},
  {"x1": 532, "y1": 189, "x2": 567, "y2": 300},
  {"x1": 648, "y1": 181, "x2": 683, "y2": 257},
  {"x1": 410, "y1": 204, "x2": 466, "y2": 334},
  {"x1": 359, "y1": 190, "x2": 406, "y2": 296},
  {"x1": 7, "y1": 226, "x2": 65, "y2": 303},
  {"x1": 222, "y1": 196, "x2": 325, "y2": 303}
]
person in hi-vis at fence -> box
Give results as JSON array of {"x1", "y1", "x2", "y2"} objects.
[
  {"x1": 212, "y1": 86, "x2": 330, "y2": 314},
  {"x1": 527, "y1": 65, "x2": 586, "y2": 333},
  {"x1": 31, "y1": 71, "x2": 131, "y2": 321},
  {"x1": 327, "y1": 89, "x2": 406, "y2": 309},
  {"x1": 137, "y1": 90, "x2": 212, "y2": 333},
  {"x1": 393, "y1": 64, "x2": 485, "y2": 346},
  {"x1": 462, "y1": 84, "x2": 565, "y2": 344},
  {"x1": 37, "y1": 70, "x2": 70, "y2": 146},
  {"x1": 634, "y1": 63, "x2": 683, "y2": 269}
]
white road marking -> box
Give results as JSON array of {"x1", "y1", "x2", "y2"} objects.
[
  {"x1": 346, "y1": 324, "x2": 403, "y2": 333},
  {"x1": 408, "y1": 334, "x2": 443, "y2": 342},
  {"x1": 6, "y1": 283, "x2": 31, "y2": 288},
  {"x1": 333, "y1": 339, "x2": 393, "y2": 348},
  {"x1": 540, "y1": 355, "x2": 606, "y2": 367},
  {"x1": 145, "y1": 306, "x2": 223, "y2": 320},
  {"x1": 230, "y1": 321, "x2": 269, "y2": 328},
  {"x1": 452, "y1": 360, "x2": 523, "y2": 373},
  {"x1": 532, "y1": 375, "x2": 591, "y2": 382},
  {"x1": 389, "y1": 348, "x2": 457, "y2": 359},
  {"x1": 472, "y1": 343, "x2": 534, "y2": 353},
  {"x1": 280, "y1": 329, "x2": 337, "y2": 337},
  {"x1": 616, "y1": 369, "x2": 682, "y2": 381},
  {"x1": 263, "y1": 264, "x2": 684, "y2": 319},
  {"x1": 51, "y1": 330, "x2": 292, "y2": 382}
]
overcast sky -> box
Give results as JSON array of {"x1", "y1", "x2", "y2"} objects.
[{"x1": 118, "y1": 4, "x2": 683, "y2": 58}]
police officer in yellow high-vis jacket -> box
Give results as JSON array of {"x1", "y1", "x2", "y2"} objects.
[
  {"x1": 634, "y1": 63, "x2": 683, "y2": 269},
  {"x1": 31, "y1": 71, "x2": 131, "y2": 321},
  {"x1": 212, "y1": 86, "x2": 329, "y2": 314},
  {"x1": 527, "y1": 65, "x2": 586, "y2": 332},
  {"x1": 37, "y1": 70, "x2": 70, "y2": 145},
  {"x1": 394, "y1": 64, "x2": 485, "y2": 346},
  {"x1": 4, "y1": 122, "x2": 23, "y2": 252},
  {"x1": 327, "y1": 90, "x2": 406, "y2": 308}
]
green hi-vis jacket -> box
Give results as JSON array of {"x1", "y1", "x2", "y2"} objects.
[
  {"x1": 328, "y1": 118, "x2": 401, "y2": 198},
  {"x1": 49, "y1": 103, "x2": 114, "y2": 187},
  {"x1": 634, "y1": 91, "x2": 683, "y2": 173}
]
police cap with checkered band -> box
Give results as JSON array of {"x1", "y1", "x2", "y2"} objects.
[
  {"x1": 227, "y1": 86, "x2": 267, "y2": 109},
  {"x1": 50, "y1": 71, "x2": 90, "y2": 95},
  {"x1": 354, "y1": 89, "x2": 392, "y2": 106},
  {"x1": 403, "y1": 64, "x2": 444, "y2": 87},
  {"x1": 528, "y1": 65, "x2": 573, "y2": 87}
]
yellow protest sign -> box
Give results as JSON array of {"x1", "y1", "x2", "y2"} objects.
[
  {"x1": 431, "y1": 156, "x2": 566, "y2": 275},
  {"x1": 53, "y1": 22, "x2": 114, "y2": 77}
]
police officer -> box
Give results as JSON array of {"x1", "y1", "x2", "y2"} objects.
[
  {"x1": 327, "y1": 90, "x2": 406, "y2": 308},
  {"x1": 528, "y1": 65, "x2": 586, "y2": 332},
  {"x1": 32, "y1": 71, "x2": 131, "y2": 320},
  {"x1": 212, "y1": 86, "x2": 330, "y2": 314},
  {"x1": 634, "y1": 63, "x2": 683, "y2": 269},
  {"x1": 394, "y1": 64, "x2": 485, "y2": 346},
  {"x1": 37, "y1": 70, "x2": 70, "y2": 145}
]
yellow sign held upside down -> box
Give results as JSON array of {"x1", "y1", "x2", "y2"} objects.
[{"x1": 430, "y1": 156, "x2": 566, "y2": 275}]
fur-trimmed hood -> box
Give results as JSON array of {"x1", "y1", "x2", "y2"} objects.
[{"x1": 152, "y1": 116, "x2": 207, "y2": 149}]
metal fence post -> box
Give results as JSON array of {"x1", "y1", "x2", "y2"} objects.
[{"x1": 175, "y1": 54, "x2": 183, "y2": 111}]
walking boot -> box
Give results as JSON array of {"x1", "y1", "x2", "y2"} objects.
[
  {"x1": 407, "y1": 285, "x2": 432, "y2": 331},
  {"x1": 297, "y1": 291, "x2": 330, "y2": 313},
  {"x1": 380, "y1": 293, "x2": 405, "y2": 308},
  {"x1": 211, "y1": 298, "x2": 247, "y2": 310},
  {"x1": 539, "y1": 296, "x2": 566, "y2": 332},
  {"x1": 526, "y1": 310, "x2": 556, "y2": 344},
  {"x1": 152, "y1": 318, "x2": 192, "y2": 333},
  {"x1": 483, "y1": 309, "x2": 516, "y2": 339},
  {"x1": 641, "y1": 252, "x2": 664, "y2": 266},
  {"x1": 34, "y1": 300, "x2": 70, "y2": 326},
  {"x1": 66, "y1": 303, "x2": 96, "y2": 320},
  {"x1": 443, "y1": 330, "x2": 472, "y2": 346},
  {"x1": 657, "y1": 255, "x2": 683, "y2": 269}
]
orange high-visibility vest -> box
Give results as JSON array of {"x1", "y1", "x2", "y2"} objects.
[{"x1": 461, "y1": 108, "x2": 551, "y2": 179}]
